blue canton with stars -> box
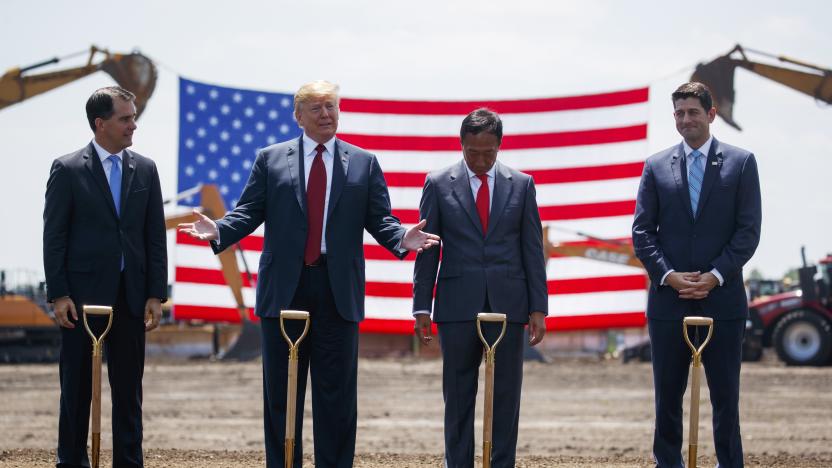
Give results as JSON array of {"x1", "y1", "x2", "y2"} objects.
[{"x1": 178, "y1": 78, "x2": 302, "y2": 209}]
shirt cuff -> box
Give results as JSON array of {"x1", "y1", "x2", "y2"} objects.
[
  {"x1": 710, "y1": 268, "x2": 724, "y2": 286},
  {"x1": 660, "y1": 269, "x2": 674, "y2": 286},
  {"x1": 413, "y1": 310, "x2": 430, "y2": 317}
]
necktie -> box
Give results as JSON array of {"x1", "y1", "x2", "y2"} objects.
[
  {"x1": 107, "y1": 155, "x2": 122, "y2": 216},
  {"x1": 304, "y1": 144, "x2": 327, "y2": 265},
  {"x1": 688, "y1": 150, "x2": 704, "y2": 216},
  {"x1": 475, "y1": 174, "x2": 489, "y2": 234}
]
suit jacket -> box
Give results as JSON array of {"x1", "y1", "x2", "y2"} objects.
[
  {"x1": 413, "y1": 160, "x2": 548, "y2": 324},
  {"x1": 632, "y1": 138, "x2": 761, "y2": 320},
  {"x1": 43, "y1": 142, "x2": 168, "y2": 317},
  {"x1": 211, "y1": 136, "x2": 407, "y2": 322}
]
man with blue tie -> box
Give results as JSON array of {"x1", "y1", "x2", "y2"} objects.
[
  {"x1": 633, "y1": 82, "x2": 762, "y2": 467},
  {"x1": 43, "y1": 86, "x2": 167, "y2": 467},
  {"x1": 178, "y1": 80, "x2": 440, "y2": 467},
  {"x1": 412, "y1": 108, "x2": 548, "y2": 468}
]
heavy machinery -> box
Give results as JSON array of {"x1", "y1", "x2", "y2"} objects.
[
  {"x1": 748, "y1": 249, "x2": 832, "y2": 366},
  {"x1": 692, "y1": 44, "x2": 831, "y2": 130},
  {"x1": 0, "y1": 46, "x2": 159, "y2": 362},
  {"x1": 1, "y1": 45, "x2": 157, "y2": 117}
]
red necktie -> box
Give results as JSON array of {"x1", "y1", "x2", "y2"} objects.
[
  {"x1": 304, "y1": 144, "x2": 327, "y2": 265},
  {"x1": 475, "y1": 174, "x2": 489, "y2": 234}
]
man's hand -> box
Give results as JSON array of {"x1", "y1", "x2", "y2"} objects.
[
  {"x1": 528, "y1": 311, "x2": 546, "y2": 346},
  {"x1": 401, "y1": 219, "x2": 441, "y2": 253},
  {"x1": 144, "y1": 298, "x2": 162, "y2": 332},
  {"x1": 414, "y1": 314, "x2": 433, "y2": 345},
  {"x1": 665, "y1": 271, "x2": 700, "y2": 292},
  {"x1": 53, "y1": 296, "x2": 77, "y2": 328},
  {"x1": 178, "y1": 210, "x2": 219, "y2": 241},
  {"x1": 678, "y1": 272, "x2": 719, "y2": 300}
]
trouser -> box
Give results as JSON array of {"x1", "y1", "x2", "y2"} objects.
[
  {"x1": 260, "y1": 261, "x2": 359, "y2": 468},
  {"x1": 57, "y1": 274, "x2": 146, "y2": 468},
  {"x1": 649, "y1": 318, "x2": 745, "y2": 468}
]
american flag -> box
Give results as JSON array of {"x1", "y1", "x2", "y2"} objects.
[{"x1": 174, "y1": 77, "x2": 649, "y2": 333}]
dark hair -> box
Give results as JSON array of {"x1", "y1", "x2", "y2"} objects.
[
  {"x1": 460, "y1": 107, "x2": 502, "y2": 144},
  {"x1": 85, "y1": 86, "x2": 136, "y2": 132},
  {"x1": 671, "y1": 82, "x2": 713, "y2": 111}
]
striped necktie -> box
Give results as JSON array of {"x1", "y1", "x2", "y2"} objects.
[{"x1": 688, "y1": 150, "x2": 704, "y2": 216}]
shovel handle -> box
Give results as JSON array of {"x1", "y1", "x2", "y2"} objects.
[
  {"x1": 476, "y1": 313, "x2": 507, "y2": 353},
  {"x1": 82, "y1": 305, "x2": 114, "y2": 348},
  {"x1": 682, "y1": 316, "x2": 714, "y2": 358},
  {"x1": 280, "y1": 310, "x2": 311, "y2": 349}
]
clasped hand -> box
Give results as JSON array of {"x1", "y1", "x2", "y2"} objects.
[{"x1": 665, "y1": 271, "x2": 719, "y2": 300}]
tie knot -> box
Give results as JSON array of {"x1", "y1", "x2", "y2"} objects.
[
  {"x1": 691, "y1": 150, "x2": 702, "y2": 160},
  {"x1": 108, "y1": 154, "x2": 120, "y2": 165},
  {"x1": 315, "y1": 144, "x2": 326, "y2": 157},
  {"x1": 476, "y1": 174, "x2": 488, "y2": 184}
]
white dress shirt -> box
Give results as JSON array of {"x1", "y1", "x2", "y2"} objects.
[
  {"x1": 302, "y1": 133, "x2": 336, "y2": 254},
  {"x1": 464, "y1": 163, "x2": 495, "y2": 212},
  {"x1": 660, "y1": 135, "x2": 724, "y2": 287},
  {"x1": 92, "y1": 139, "x2": 124, "y2": 182}
]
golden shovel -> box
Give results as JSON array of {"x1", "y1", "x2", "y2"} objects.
[
  {"x1": 280, "y1": 310, "x2": 311, "y2": 468},
  {"x1": 682, "y1": 316, "x2": 714, "y2": 468},
  {"x1": 82, "y1": 305, "x2": 114, "y2": 468},
  {"x1": 476, "y1": 312, "x2": 507, "y2": 468}
]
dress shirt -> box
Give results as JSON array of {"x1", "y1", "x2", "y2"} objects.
[
  {"x1": 302, "y1": 133, "x2": 336, "y2": 254},
  {"x1": 92, "y1": 139, "x2": 124, "y2": 182}
]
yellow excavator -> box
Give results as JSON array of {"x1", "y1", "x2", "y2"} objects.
[
  {"x1": 692, "y1": 44, "x2": 831, "y2": 130},
  {"x1": 0, "y1": 45, "x2": 157, "y2": 116}
]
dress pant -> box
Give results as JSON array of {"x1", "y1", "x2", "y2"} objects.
[
  {"x1": 437, "y1": 298, "x2": 525, "y2": 468},
  {"x1": 57, "y1": 274, "x2": 146, "y2": 468},
  {"x1": 649, "y1": 318, "x2": 745, "y2": 468},
  {"x1": 260, "y1": 261, "x2": 359, "y2": 468}
]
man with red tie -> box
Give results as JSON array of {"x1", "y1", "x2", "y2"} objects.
[
  {"x1": 412, "y1": 108, "x2": 548, "y2": 468},
  {"x1": 178, "y1": 80, "x2": 439, "y2": 467}
]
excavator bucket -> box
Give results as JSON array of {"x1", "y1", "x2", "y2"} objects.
[
  {"x1": 691, "y1": 55, "x2": 742, "y2": 131},
  {"x1": 100, "y1": 52, "x2": 157, "y2": 118}
]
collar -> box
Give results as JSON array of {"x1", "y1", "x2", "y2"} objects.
[
  {"x1": 683, "y1": 135, "x2": 713, "y2": 158},
  {"x1": 302, "y1": 133, "x2": 336, "y2": 158},
  {"x1": 91, "y1": 139, "x2": 124, "y2": 164},
  {"x1": 464, "y1": 162, "x2": 497, "y2": 180}
]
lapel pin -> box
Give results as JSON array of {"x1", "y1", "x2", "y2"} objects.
[{"x1": 711, "y1": 161, "x2": 718, "y2": 165}]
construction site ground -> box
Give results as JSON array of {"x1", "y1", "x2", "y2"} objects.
[{"x1": 1, "y1": 351, "x2": 831, "y2": 467}]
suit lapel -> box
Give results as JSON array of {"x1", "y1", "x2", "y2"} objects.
[
  {"x1": 670, "y1": 143, "x2": 694, "y2": 222},
  {"x1": 694, "y1": 138, "x2": 722, "y2": 221},
  {"x1": 450, "y1": 160, "x2": 483, "y2": 233},
  {"x1": 326, "y1": 139, "x2": 347, "y2": 219},
  {"x1": 286, "y1": 137, "x2": 305, "y2": 216},
  {"x1": 485, "y1": 162, "x2": 512, "y2": 239},
  {"x1": 83, "y1": 143, "x2": 119, "y2": 219},
  {"x1": 120, "y1": 150, "x2": 136, "y2": 216}
]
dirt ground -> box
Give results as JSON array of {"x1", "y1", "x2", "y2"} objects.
[{"x1": 1, "y1": 351, "x2": 831, "y2": 467}]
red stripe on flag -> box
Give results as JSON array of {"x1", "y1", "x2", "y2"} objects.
[
  {"x1": 340, "y1": 124, "x2": 646, "y2": 152},
  {"x1": 384, "y1": 161, "x2": 644, "y2": 188},
  {"x1": 546, "y1": 311, "x2": 645, "y2": 331},
  {"x1": 340, "y1": 88, "x2": 649, "y2": 115},
  {"x1": 173, "y1": 304, "x2": 256, "y2": 323}
]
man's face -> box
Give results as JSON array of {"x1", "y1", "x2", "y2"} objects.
[
  {"x1": 673, "y1": 97, "x2": 715, "y2": 147},
  {"x1": 462, "y1": 132, "x2": 500, "y2": 175},
  {"x1": 295, "y1": 95, "x2": 339, "y2": 144},
  {"x1": 96, "y1": 98, "x2": 137, "y2": 152}
]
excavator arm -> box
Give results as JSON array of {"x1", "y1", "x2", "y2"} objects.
[
  {"x1": 692, "y1": 44, "x2": 831, "y2": 130},
  {"x1": 542, "y1": 225, "x2": 644, "y2": 269},
  {"x1": 0, "y1": 45, "x2": 157, "y2": 117}
]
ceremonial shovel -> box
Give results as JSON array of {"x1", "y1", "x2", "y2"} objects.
[
  {"x1": 280, "y1": 310, "x2": 311, "y2": 468},
  {"x1": 682, "y1": 316, "x2": 714, "y2": 468},
  {"x1": 82, "y1": 305, "x2": 114, "y2": 468},
  {"x1": 476, "y1": 312, "x2": 507, "y2": 468}
]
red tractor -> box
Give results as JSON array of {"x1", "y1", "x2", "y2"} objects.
[{"x1": 746, "y1": 251, "x2": 832, "y2": 365}]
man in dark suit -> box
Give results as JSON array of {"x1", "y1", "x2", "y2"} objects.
[
  {"x1": 178, "y1": 80, "x2": 439, "y2": 467},
  {"x1": 632, "y1": 82, "x2": 762, "y2": 468},
  {"x1": 43, "y1": 86, "x2": 167, "y2": 468},
  {"x1": 412, "y1": 108, "x2": 548, "y2": 468}
]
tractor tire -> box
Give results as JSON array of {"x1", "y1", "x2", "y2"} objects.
[{"x1": 772, "y1": 310, "x2": 832, "y2": 366}]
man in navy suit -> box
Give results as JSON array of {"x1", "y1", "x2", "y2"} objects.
[
  {"x1": 43, "y1": 86, "x2": 167, "y2": 467},
  {"x1": 633, "y1": 82, "x2": 761, "y2": 468},
  {"x1": 412, "y1": 108, "x2": 548, "y2": 468},
  {"x1": 178, "y1": 80, "x2": 439, "y2": 467}
]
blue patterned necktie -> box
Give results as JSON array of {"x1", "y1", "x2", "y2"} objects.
[
  {"x1": 688, "y1": 150, "x2": 704, "y2": 216},
  {"x1": 107, "y1": 155, "x2": 122, "y2": 216}
]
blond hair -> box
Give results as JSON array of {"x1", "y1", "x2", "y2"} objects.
[{"x1": 294, "y1": 80, "x2": 340, "y2": 116}]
